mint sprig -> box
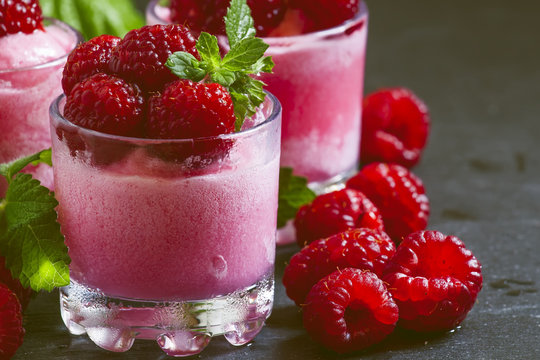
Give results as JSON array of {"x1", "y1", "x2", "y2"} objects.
[
  {"x1": 166, "y1": 0, "x2": 274, "y2": 131},
  {"x1": 0, "y1": 149, "x2": 70, "y2": 292},
  {"x1": 277, "y1": 168, "x2": 317, "y2": 229}
]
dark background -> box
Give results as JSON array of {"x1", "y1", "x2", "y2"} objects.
[{"x1": 14, "y1": 0, "x2": 540, "y2": 359}]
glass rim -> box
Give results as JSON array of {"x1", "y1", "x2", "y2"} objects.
[
  {"x1": 0, "y1": 17, "x2": 83, "y2": 74},
  {"x1": 50, "y1": 91, "x2": 282, "y2": 145},
  {"x1": 147, "y1": 0, "x2": 368, "y2": 43}
]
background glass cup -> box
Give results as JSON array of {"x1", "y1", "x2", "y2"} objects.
[
  {"x1": 146, "y1": 0, "x2": 368, "y2": 194},
  {"x1": 0, "y1": 18, "x2": 82, "y2": 195},
  {"x1": 50, "y1": 93, "x2": 281, "y2": 357}
]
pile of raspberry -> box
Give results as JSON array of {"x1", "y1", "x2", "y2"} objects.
[
  {"x1": 61, "y1": 24, "x2": 236, "y2": 142},
  {"x1": 169, "y1": 0, "x2": 363, "y2": 37},
  {"x1": 284, "y1": 90, "x2": 482, "y2": 353}
]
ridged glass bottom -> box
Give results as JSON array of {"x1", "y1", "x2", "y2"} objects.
[{"x1": 60, "y1": 273, "x2": 274, "y2": 357}]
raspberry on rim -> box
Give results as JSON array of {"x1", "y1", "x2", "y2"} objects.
[
  {"x1": 383, "y1": 230, "x2": 483, "y2": 332},
  {"x1": 283, "y1": 228, "x2": 396, "y2": 306},
  {"x1": 109, "y1": 24, "x2": 199, "y2": 92},
  {"x1": 0, "y1": 0, "x2": 44, "y2": 37},
  {"x1": 303, "y1": 268, "x2": 398, "y2": 353},
  {"x1": 294, "y1": 188, "x2": 385, "y2": 248}
]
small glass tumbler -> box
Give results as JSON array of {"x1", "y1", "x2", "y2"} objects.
[
  {"x1": 146, "y1": 1, "x2": 368, "y2": 193},
  {"x1": 50, "y1": 93, "x2": 281, "y2": 356},
  {"x1": 0, "y1": 18, "x2": 82, "y2": 195}
]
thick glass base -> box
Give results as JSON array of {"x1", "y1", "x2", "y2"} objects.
[{"x1": 60, "y1": 273, "x2": 274, "y2": 357}]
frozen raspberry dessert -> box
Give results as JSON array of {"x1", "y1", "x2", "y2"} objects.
[
  {"x1": 146, "y1": 0, "x2": 368, "y2": 190},
  {"x1": 0, "y1": 0, "x2": 81, "y2": 195},
  {"x1": 283, "y1": 228, "x2": 395, "y2": 306},
  {"x1": 303, "y1": 268, "x2": 399, "y2": 353},
  {"x1": 52, "y1": 7, "x2": 281, "y2": 355},
  {"x1": 347, "y1": 162, "x2": 430, "y2": 244},
  {"x1": 294, "y1": 188, "x2": 384, "y2": 247},
  {"x1": 383, "y1": 230, "x2": 483, "y2": 332},
  {"x1": 361, "y1": 87, "x2": 430, "y2": 168}
]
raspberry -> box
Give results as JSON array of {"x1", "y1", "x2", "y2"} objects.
[
  {"x1": 303, "y1": 268, "x2": 398, "y2": 353},
  {"x1": 290, "y1": 0, "x2": 360, "y2": 31},
  {"x1": 347, "y1": 163, "x2": 429, "y2": 244},
  {"x1": 383, "y1": 230, "x2": 483, "y2": 332},
  {"x1": 147, "y1": 79, "x2": 235, "y2": 165},
  {"x1": 169, "y1": 0, "x2": 287, "y2": 37},
  {"x1": 0, "y1": 0, "x2": 44, "y2": 37},
  {"x1": 0, "y1": 283, "x2": 24, "y2": 359},
  {"x1": 109, "y1": 24, "x2": 198, "y2": 92},
  {"x1": 0, "y1": 257, "x2": 31, "y2": 311},
  {"x1": 148, "y1": 79, "x2": 235, "y2": 139},
  {"x1": 62, "y1": 34, "x2": 121, "y2": 96},
  {"x1": 64, "y1": 73, "x2": 145, "y2": 137},
  {"x1": 283, "y1": 228, "x2": 395, "y2": 306},
  {"x1": 361, "y1": 88, "x2": 430, "y2": 168},
  {"x1": 294, "y1": 188, "x2": 384, "y2": 247}
]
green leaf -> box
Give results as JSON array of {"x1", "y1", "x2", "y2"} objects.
[
  {"x1": 222, "y1": 37, "x2": 269, "y2": 71},
  {"x1": 40, "y1": 0, "x2": 144, "y2": 40},
  {"x1": 250, "y1": 56, "x2": 275, "y2": 74},
  {"x1": 229, "y1": 91, "x2": 252, "y2": 131},
  {"x1": 211, "y1": 69, "x2": 237, "y2": 87},
  {"x1": 277, "y1": 168, "x2": 316, "y2": 228},
  {"x1": 0, "y1": 149, "x2": 52, "y2": 184},
  {"x1": 0, "y1": 174, "x2": 70, "y2": 291},
  {"x1": 224, "y1": 0, "x2": 256, "y2": 48},
  {"x1": 166, "y1": 52, "x2": 207, "y2": 82},
  {"x1": 196, "y1": 32, "x2": 222, "y2": 69}
]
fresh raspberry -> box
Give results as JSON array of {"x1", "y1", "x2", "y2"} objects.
[
  {"x1": 303, "y1": 268, "x2": 398, "y2": 353},
  {"x1": 0, "y1": 0, "x2": 44, "y2": 37},
  {"x1": 169, "y1": 0, "x2": 287, "y2": 37},
  {"x1": 0, "y1": 283, "x2": 24, "y2": 359},
  {"x1": 294, "y1": 188, "x2": 384, "y2": 248},
  {"x1": 109, "y1": 24, "x2": 198, "y2": 92},
  {"x1": 62, "y1": 35, "x2": 121, "y2": 96},
  {"x1": 0, "y1": 257, "x2": 31, "y2": 311},
  {"x1": 147, "y1": 79, "x2": 235, "y2": 165},
  {"x1": 383, "y1": 230, "x2": 483, "y2": 332},
  {"x1": 64, "y1": 73, "x2": 145, "y2": 137},
  {"x1": 347, "y1": 163, "x2": 429, "y2": 244},
  {"x1": 283, "y1": 228, "x2": 396, "y2": 306},
  {"x1": 361, "y1": 88, "x2": 430, "y2": 168},
  {"x1": 290, "y1": 0, "x2": 360, "y2": 31},
  {"x1": 148, "y1": 79, "x2": 235, "y2": 139}
]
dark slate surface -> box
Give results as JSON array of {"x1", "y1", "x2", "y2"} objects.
[{"x1": 14, "y1": 0, "x2": 540, "y2": 358}]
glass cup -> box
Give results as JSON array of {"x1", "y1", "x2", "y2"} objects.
[
  {"x1": 0, "y1": 18, "x2": 82, "y2": 195},
  {"x1": 50, "y1": 93, "x2": 281, "y2": 356},
  {"x1": 146, "y1": 0, "x2": 368, "y2": 194}
]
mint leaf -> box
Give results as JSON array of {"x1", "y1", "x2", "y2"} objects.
[
  {"x1": 0, "y1": 174, "x2": 70, "y2": 291},
  {"x1": 166, "y1": 52, "x2": 207, "y2": 82},
  {"x1": 196, "y1": 32, "x2": 222, "y2": 69},
  {"x1": 41, "y1": 0, "x2": 144, "y2": 40},
  {"x1": 0, "y1": 149, "x2": 52, "y2": 184},
  {"x1": 211, "y1": 69, "x2": 236, "y2": 87},
  {"x1": 277, "y1": 168, "x2": 316, "y2": 228},
  {"x1": 222, "y1": 37, "x2": 269, "y2": 71},
  {"x1": 251, "y1": 56, "x2": 275, "y2": 74},
  {"x1": 224, "y1": 0, "x2": 256, "y2": 48}
]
